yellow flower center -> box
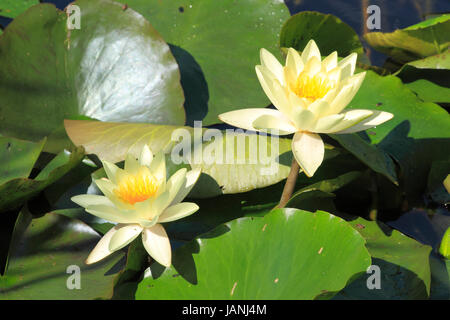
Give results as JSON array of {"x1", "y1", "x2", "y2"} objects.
[
  {"x1": 114, "y1": 168, "x2": 159, "y2": 205},
  {"x1": 292, "y1": 72, "x2": 336, "y2": 101}
]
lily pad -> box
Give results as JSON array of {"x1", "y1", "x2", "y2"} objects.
[
  {"x1": 364, "y1": 14, "x2": 450, "y2": 63},
  {"x1": 345, "y1": 70, "x2": 450, "y2": 203},
  {"x1": 0, "y1": 147, "x2": 85, "y2": 212},
  {"x1": 0, "y1": 0, "x2": 185, "y2": 153},
  {"x1": 118, "y1": 0, "x2": 290, "y2": 125},
  {"x1": 336, "y1": 216, "x2": 432, "y2": 299},
  {"x1": 64, "y1": 120, "x2": 293, "y2": 196},
  {"x1": 280, "y1": 11, "x2": 364, "y2": 58},
  {"x1": 0, "y1": 137, "x2": 45, "y2": 185},
  {"x1": 0, "y1": 211, "x2": 124, "y2": 299},
  {"x1": 0, "y1": 0, "x2": 39, "y2": 19},
  {"x1": 135, "y1": 209, "x2": 371, "y2": 299}
]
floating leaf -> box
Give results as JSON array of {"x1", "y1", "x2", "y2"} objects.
[
  {"x1": 0, "y1": 0, "x2": 185, "y2": 153},
  {"x1": 364, "y1": 14, "x2": 450, "y2": 63},
  {"x1": 280, "y1": 11, "x2": 364, "y2": 57},
  {"x1": 0, "y1": 0, "x2": 39, "y2": 19},
  {"x1": 118, "y1": 0, "x2": 290, "y2": 125},
  {"x1": 0, "y1": 211, "x2": 124, "y2": 299},
  {"x1": 336, "y1": 216, "x2": 432, "y2": 299},
  {"x1": 0, "y1": 147, "x2": 85, "y2": 212},
  {"x1": 65, "y1": 120, "x2": 292, "y2": 196},
  {"x1": 136, "y1": 209, "x2": 371, "y2": 299}
]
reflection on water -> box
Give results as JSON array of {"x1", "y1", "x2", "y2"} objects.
[{"x1": 286, "y1": 0, "x2": 450, "y2": 65}]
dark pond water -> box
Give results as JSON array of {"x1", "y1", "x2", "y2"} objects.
[{"x1": 1, "y1": 0, "x2": 449, "y2": 65}]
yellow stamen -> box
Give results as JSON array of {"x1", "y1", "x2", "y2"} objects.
[
  {"x1": 291, "y1": 72, "x2": 335, "y2": 101},
  {"x1": 114, "y1": 167, "x2": 159, "y2": 205}
]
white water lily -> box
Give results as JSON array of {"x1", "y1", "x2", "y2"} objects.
[
  {"x1": 71, "y1": 145, "x2": 201, "y2": 267},
  {"x1": 219, "y1": 40, "x2": 393, "y2": 177}
]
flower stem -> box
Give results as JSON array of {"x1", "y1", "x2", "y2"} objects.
[{"x1": 278, "y1": 158, "x2": 300, "y2": 208}]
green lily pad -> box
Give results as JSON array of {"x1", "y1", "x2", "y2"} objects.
[
  {"x1": 280, "y1": 11, "x2": 364, "y2": 58},
  {"x1": 0, "y1": 0, "x2": 39, "y2": 19},
  {"x1": 0, "y1": 0, "x2": 185, "y2": 153},
  {"x1": 335, "y1": 217, "x2": 432, "y2": 299},
  {"x1": 0, "y1": 211, "x2": 124, "y2": 299},
  {"x1": 64, "y1": 120, "x2": 293, "y2": 196},
  {"x1": 395, "y1": 51, "x2": 450, "y2": 103},
  {"x1": 117, "y1": 0, "x2": 290, "y2": 125},
  {"x1": 0, "y1": 137, "x2": 45, "y2": 185},
  {"x1": 344, "y1": 70, "x2": 450, "y2": 203},
  {"x1": 135, "y1": 209, "x2": 371, "y2": 299},
  {"x1": 364, "y1": 14, "x2": 450, "y2": 63},
  {"x1": 0, "y1": 147, "x2": 85, "y2": 212}
]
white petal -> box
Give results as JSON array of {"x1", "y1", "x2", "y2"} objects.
[
  {"x1": 149, "y1": 152, "x2": 166, "y2": 184},
  {"x1": 71, "y1": 194, "x2": 112, "y2": 208},
  {"x1": 301, "y1": 40, "x2": 321, "y2": 63},
  {"x1": 86, "y1": 225, "x2": 118, "y2": 264},
  {"x1": 292, "y1": 132, "x2": 324, "y2": 177},
  {"x1": 142, "y1": 224, "x2": 172, "y2": 267},
  {"x1": 171, "y1": 168, "x2": 201, "y2": 205},
  {"x1": 102, "y1": 161, "x2": 121, "y2": 184},
  {"x1": 308, "y1": 100, "x2": 332, "y2": 118},
  {"x1": 219, "y1": 108, "x2": 293, "y2": 135},
  {"x1": 255, "y1": 65, "x2": 283, "y2": 112},
  {"x1": 288, "y1": 90, "x2": 307, "y2": 111},
  {"x1": 338, "y1": 52, "x2": 357, "y2": 79},
  {"x1": 139, "y1": 145, "x2": 153, "y2": 167},
  {"x1": 283, "y1": 66, "x2": 297, "y2": 89},
  {"x1": 260, "y1": 48, "x2": 284, "y2": 84},
  {"x1": 323, "y1": 109, "x2": 374, "y2": 133},
  {"x1": 328, "y1": 83, "x2": 354, "y2": 114},
  {"x1": 84, "y1": 204, "x2": 140, "y2": 224},
  {"x1": 313, "y1": 114, "x2": 345, "y2": 133},
  {"x1": 334, "y1": 111, "x2": 394, "y2": 134},
  {"x1": 252, "y1": 114, "x2": 297, "y2": 134},
  {"x1": 94, "y1": 178, "x2": 134, "y2": 211},
  {"x1": 302, "y1": 56, "x2": 321, "y2": 77},
  {"x1": 166, "y1": 168, "x2": 187, "y2": 204},
  {"x1": 322, "y1": 51, "x2": 337, "y2": 72},
  {"x1": 286, "y1": 47, "x2": 303, "y2": 77},
  {"x1": 124, "y1": 153, "x2": 140, "y2": 174},
  {"x1": 291, "y1": 108, "x2": 316, "y2": 131},
  {"x1": 158, "y1": 202, "x2": 199, "y2": 223},
  {"x1": 109, "y1": 224, "x2": 143, "y2": 252}
]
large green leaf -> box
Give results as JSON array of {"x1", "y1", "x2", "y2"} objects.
[
  {"x1": 280, "y1": 11, "x2": 364, "y2": 58},
  {"x1": 0, "y1": 0, "x2": 185, "y2": 153},
  {"x1": 0, "y1": 147, "x2": 85, "y2": 212},
  {"x1": 0, "y1": 0, "x2": 39, "y2": 18},
  {"x1": 0, "y1": 211, "x2": 124, "y2": 299},
  {"x1": 135, "y1": 209, "x2": 371, "y2": 299},
  {"x1": 336, "y1": 216, "x2": 432, "y2": 299},
  {"x1": 64, "y1": 120, "x2": 293, "y2": 196},
  {"x1": 396, "y1": 51, "x2": 450, "y2": 103},
  {"x1": 117, "y1": 0, "x2": 290, "y2": 125},
  {"x1": 345, "y1": 70, "x2": 450, "y2": 203},
  {"x1": 0, "y1": 136, "x2": 45, "y2": 185},
  {"x1": 364, "y1": 14, "x2": 450, "y2": 63}
]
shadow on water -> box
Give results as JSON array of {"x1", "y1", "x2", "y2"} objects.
[{"x1": 168, "y1": 44, "x2": 209, "y2": 126}]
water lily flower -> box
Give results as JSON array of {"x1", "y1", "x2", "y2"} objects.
[
  {"x1": 219, "y1": 40, "x2": 393, "y2": 177},
  {"x1": 71, "y1": 145, "x2": 201, "y2": 267}
]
